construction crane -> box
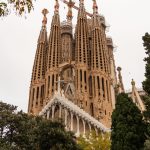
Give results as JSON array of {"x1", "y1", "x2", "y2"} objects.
[
  {"x1": 59, "y1": 0, "x2": 109, "y2": 31},
  {"x1": 60, "y1": 0, "x2": 93, "y2": 17}
]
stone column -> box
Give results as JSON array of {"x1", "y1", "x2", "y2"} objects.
[
  {"x1": 65, "y1": 109, "x2": 68, "y2": 129},
  {"x1": 95, "y1": 127, "x2": 98, "y2": 135},
  {"x1": 47, "y1": 109, "x2": 50, "y2": 119},
  {"x1": 71, "y1": 113, "x2": 73, "y2": 131},
  {"x1": 77, "y1": 116, "x2": 80, "y2": 136},
  {"x1": 59, "y1": 105, "x2": 62, "y2": 118},
  {"x1": 83, "y1": 120, "x2": 86, "y2": 135},
  {"x1": 52, "y1": 105, "x2": 55, "y2": 120},
  {"x1": 88, "y1": 123, "x2": 91, "y2": 132}
]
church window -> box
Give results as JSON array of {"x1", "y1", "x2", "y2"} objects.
[
  {"x1": 106, "y1": 80, "x2": 109, "y2": 101},
  {"x1": 77, "y1": 70, "x2": 78, "y2": 89},
  {"x1": 80, "y1": 70, "x2": 82, "y2": 81},
  {"x1": 48, "y1": 76, "x2": 50, "y2": 89},
  {"x1": 102, "y1": 77, "x2": 105, "y2": 97},
  {"x1": 52, "y1": 74, "x2": 54, "y2": 86},
  {"x1": 36, "y1": 87, "x2": 39, "y2": 99},
  {"x1": 105, "y1": 110, "x2": 107, "y2": 115},
  {"x1": 32, "y1": 88, "x2": 35, "y2": 102},
  {"x1": 41, "y1": 85, "x2": 44, "y2": 99},
  {"x1": 56, "y1": 74, "x2": 58, "y2": 90},
  {"x1": 89, "y1": 76, "x2": 92, "y2": 96},
  {"x1": 84, "y1": 71, "x2": 86, "y2": 83},
  {"x1": 94, "y1": 76, "x2": 96, "y2": 96},
  {"x1": 90, "y1": 103, "x2": 94, "y2": 116},
  {"x1": 97, "y1": 76, "x2": 100, "y2": 89}
]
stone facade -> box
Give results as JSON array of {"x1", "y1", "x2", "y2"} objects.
[{"x1": 28, "y1": 0, "x2": 117, "y2": 128}]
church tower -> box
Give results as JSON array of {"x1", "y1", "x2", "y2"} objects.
[
  {"x1": 45, "y1": 0, "x2": 61, "y2": 104},
  {"x1": 28, "y1": 9, "x2": 48, "y2": 114},
  {"x1": 88, "y1": 0, "x2": 113, "y2": 126},
  {"x1": 28, "y1": 0, "x2": 117, "y2": 128},
  {"x1": 74, "y1": 0, "x2": 89, "y2": 112}
]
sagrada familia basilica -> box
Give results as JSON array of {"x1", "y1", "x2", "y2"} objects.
[{"x1": 28, "y1": 0, "x2": 145, "y2": 136}]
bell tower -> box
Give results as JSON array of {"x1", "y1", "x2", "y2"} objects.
[{"x1": 28, "y1": 9, "x2": 48, "y2": 114}]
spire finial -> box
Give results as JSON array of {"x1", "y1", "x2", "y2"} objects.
[
  {"x1": 54, "y1": 0, "x2": 59, "y2": 13},
  {"x1": 42, "y1": 8, "x2": 49, "y2": 27},
  {"x1": 117, "y1": 66, "x2": 125, "y2": 93},
  {"x1": 67, "y1": 0, "x2": 74, "y2": 21},
  {"x1": 79, "y1": 0, "x2": 84, "y2": 7},
  {"x1": 131, "y1": 79, "x2": 135, "y2": 86},
  {"x1": 93, "y1": 0, "x2": 98, "y2": 14}
]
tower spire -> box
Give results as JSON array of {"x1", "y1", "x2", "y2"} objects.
[
  {"x1": 54, "y1": 0, "x2": 59, "y2": 14},
  {"x1": 67, "y1": 0, "x2": 74, "y2": 22},
  {"x1": 78, "y1": 0, "x2": 86, "y2": 17},
  {"x1": 28, "y1": 9, "x2": 48, "y2": 114},
  {"x1": 131, "y1": 79, "x2": 145, "y2": 111},
  {"x1": 42, "y1": 8, "x2": 49, "y2": 28},
  {"x1": 92, "y1": 0, "x2": 98, "y2": 14},
  {"x1": 45, "y1": 0, "x2": 61, "y2": 101},
  {"x1": 79, "y1": 0, "x2": 84, "y2": 7},
  {"x1": 117, "y1": 67, "x2": 125, "y2": 93}
]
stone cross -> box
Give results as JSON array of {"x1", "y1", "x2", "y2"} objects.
[{"x1": 55, "y1": 76, "x2": 64, "y2": 94}]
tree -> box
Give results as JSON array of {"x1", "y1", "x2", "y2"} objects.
[
  {"x1": 144, "y1": 139, "x2": 150, "y2": 150},
  {"x1": 0, "y1": 101, "x2": 81, "y2": 150},
  {"x1": 142, "y1": 33, "x2": 150, "y2": 96},
  {"x1": 78, "y1": 131, "x2": 111, "y2": 150},
  {"x1": 111, "y1": 93, "x2": 146, "y2": 150},
  {"x1": 36, "y1": 119, "x2": 80, "y2": 150},
  {"x1": 142, "y1": 33, "x2": 150, "y2": 149},
  {"x1": 142, "y1": 32, "x2": 150, "y2": 121},
  {"x1": 0, "y1": 0, "x2": 34, "y2": 17}
]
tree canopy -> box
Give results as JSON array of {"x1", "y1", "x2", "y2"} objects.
[
  {"x1": 142, "y1": 32, "x2": 150, "y2": 121},
  {"x1": 0, "y1": 101, "x2": 81, "y2": 150},
  {"x1": 142, "y1": 33, "x2": 150, "y2": 149},
  {"x1": 0, "y1": 0, "x2": 34, "y2": 17},
  {"x1": 142, "y1": 32, "x2": 150, "y2": 96},
  {"x1": 78, "y1": 131, "x2": 111, "y2": 150},
  {"x1": 111, "y1": 93, "x2": 146, "y2": 150}
]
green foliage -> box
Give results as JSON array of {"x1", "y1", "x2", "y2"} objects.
[
  {"x1": 142, "y1": 96, "x2": 150, "y2": 122},
  {"x1": 111, "y1": 93, "x2": 146, "y2": 150},
  {"x1": 37, "y1": 119, "x2": 80, "y2": 150},
  {"x1": 0, "y1": 0, "x2": 34, "y2": 17},
  {"x1": 142, "y1": 32, "x2": 150, "y2": 95},
  {"x1": 78, "y1": 131, "x2": 111, "y2": 150},
  {"x1": 144, "y1": 139, "x2": 150, "y2": 150},
  {"x1": 142, "y1": 32, "x2": 150, "y2": 150},
  {"x1": 0, "y1": 101, "x2": 80, "y2": 150},
  {"x1": 142, "y1": 33, "x2": 150, "y2": 122}
]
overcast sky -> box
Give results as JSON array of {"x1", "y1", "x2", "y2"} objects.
[{"x1": 0, "y1": 0, "x2": 150, "y2": 112}]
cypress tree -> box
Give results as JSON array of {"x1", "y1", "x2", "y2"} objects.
[
  {"x1": 142, "y1": 33, "x2": 150, "y2": 121},
  {"x1": 111, "y1": 93, "x2": 146, "y2": 150},
  {"x1": 142, "y1": 33, "x2": 150, "y2": 150},
  {"x1": 142, "y1": 33, "x2": 150, "y2": 96}
]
